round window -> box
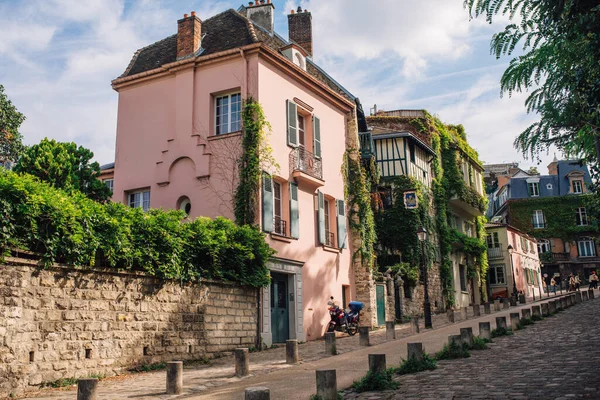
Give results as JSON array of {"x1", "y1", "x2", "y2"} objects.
[{"x1": 178, "y1": 197, "x2": 191, "y2": 215}]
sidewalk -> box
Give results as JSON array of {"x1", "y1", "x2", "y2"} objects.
[{"x1": 24, "y1": 290, "x2": 594, "y2": 400}]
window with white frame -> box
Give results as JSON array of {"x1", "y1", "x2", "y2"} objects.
[
  {"x1": 103, "y1": 179, "x2": 114, "y2": 193},
  {"x1": 128, "y1": 190, "x2": 150, "y2": 212},
  {"x1": 528, "y1": 182, "x2": 539, "y2": 197},
  {"x1": 487, "y1": 232, "x2": 500, "y2": 248},
  {"x1": 532, "y1": 210, "x2": 545, "y2": 229},
  {"x1": 464, "y1": 221, "x2": 474, "y2": 237},
  {"x1": 537, "y1": 239, "x2": 550, "y2": 254},
  {"x1": 572, "y1": 180, "x2": 583, "y2": 194},
  {"x1": 488, "y1": 264, "x2": 506, "y2": 285},
  {"x1": 576, "y1": 207, "x2": 589, "y2": 226},
  {"x1": 215, "y1": 92, "x2": 241, "y2": 135},
  {"x1": 578, "y1": 237, "x2": 596, "y2": 257}
]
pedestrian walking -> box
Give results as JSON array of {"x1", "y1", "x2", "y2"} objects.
[
  {"x1": 590, "y1": 271, "x2": 599, "y2": 289},
  {"x1": 574, "y1": 274, "x2": 581, "y2": 291},
  {"x1": 569, "y1": 274, "x2": 576, "y2": 292},
  {"x1": 550, "y1": 277, "x2": 557, "y2": 294}
]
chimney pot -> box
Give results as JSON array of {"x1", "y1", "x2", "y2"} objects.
[
  {"x1": 191, "y1": 11, "x2": 196, "y2": 16},
  {"x1": 297, "y1": 6, "x2": 302, "y2": 12},
  {"x1": 249, "y1": 1, "x2": 253, "y2": 6},
  {"x1": 290, "y1": 9, "x2": 294, "y2": 14},
  {"x1": 184, "y1": 13, "x2": 188, "y2": 18},
  {"x1": 267, "y1": 0, "x2": 271, "y2": 3}
]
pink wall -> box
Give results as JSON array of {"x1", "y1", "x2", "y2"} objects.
[{"x1": 506, "y1": 229, "x2": 543, "y2": 298}]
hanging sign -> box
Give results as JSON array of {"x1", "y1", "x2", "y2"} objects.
[{"x1": 404, "y1": 191, "x2": 418, "y2": 209}]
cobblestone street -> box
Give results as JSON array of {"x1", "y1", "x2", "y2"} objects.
[{"x1": 347, "y1": 296, "x2": 600, "y2": 400}]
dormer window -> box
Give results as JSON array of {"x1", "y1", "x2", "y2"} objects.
[
  {"x1": 281, "y1": 44, "x2": 308, "y2": 71},
  {"x1": 294, "y1": 53, "x2": 306, "y2": 70},
  {"x1": 572, "y1": 180, "x2": 583, "y2": 194}
]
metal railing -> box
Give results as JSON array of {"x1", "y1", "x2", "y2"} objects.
[
  {"x1": 325, "y1": 230, "x2": 336, "y2": 248},
  {"x1": 274, "y1": 217, "x2": 287, "y2": 237},
  {"x1": 552, "y1": 252, "x2": 570, "y2": 261},
  {"x1": 289, "y1": 147, "x2": 323, "y2": 180},
  {"x1": 487, "y1": 246, "x2": 503, "y2": 258}
]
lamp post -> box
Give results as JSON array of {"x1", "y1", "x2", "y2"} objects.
[
  {"x1": 417, "y1": 226, "x2": 432, "y2": 328},
  {"x1": 507, "y1": 244, "x2": 518, "y2": 299}
]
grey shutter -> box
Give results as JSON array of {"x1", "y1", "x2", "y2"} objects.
[
  {"x1": 336, "y1": 199, "x2": 347, "y2": 249},
  {"x1": 289, "y1": 182, "x2": 299, "y2": 239},
  {"x1": 318, "y1": 190, "x2": 325, "y2": 245},
  {"x1": 313, "y1": 115, "x2": 321, "y2": 158},
  {"x1": 286, "y1": 100, "x2": 298, "y2": 147},
  {"x1": 262, "y1": 174, "x2": 274, "y2": 232}
]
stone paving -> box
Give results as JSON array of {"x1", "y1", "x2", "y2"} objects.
[
  {"x1": 345, "y1": 294, "x2": 600, "y2": 400},
  {"x1": 21, "y1": 291, "x2": 589, "y2": 400}
]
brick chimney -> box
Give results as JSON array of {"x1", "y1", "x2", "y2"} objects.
[
  {"x1": 288, "y1": 7, "x2": 313, "y2": 57},
  {"x1": 177, "y1": 12, "x2": 202, "y2": 59},
  {"x1": 246, "y1": 0, "x2": 275, "y2": 34},
  {"x1": 547, "y1": 154, "x2": 559, "y2": 175}
]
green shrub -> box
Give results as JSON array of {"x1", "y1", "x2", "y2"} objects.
[
  {"x1": 0, "y1": 170, "x2": 274, "y2": 287},
  {"x1": 470, "y1": 336, "x2": 489, "y2": 350},
  {"x1": 491, "y1": 327, "x2": 514, "y2": 338},
  {"x1": 531, "y1": 314, "x2": 543, "y2": 321},
  {"x1": 435, "y1": 340, "x2": 470, "y2": 360},
  {"x1": 352, "y1": 368, "x2": 399, "y2": 392},
  {"x1": 130, "y1": 362, "x2": 166, "y2": 373},
  {"x1": 395, "y1": 353, "x2": 437, "y2": 375},
  {"x1": 41, "y1": 378, "x2": 78, "y2": 388},
  {"x1": 521, "y1": 317, "x2": 534, "y2": 326}
]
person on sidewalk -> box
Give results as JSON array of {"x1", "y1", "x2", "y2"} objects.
[
  {"x1": 590, "y1": 271, "x2": 599, "y2": 289},
  {"x1": 574, "y1": 274, "x2": 581, "y2": 291},
  {"x1": 569, "y1": 274, "x2": 576, "y2": 292},
  {"x1": 550, "y1": 277, "x2": 557, "y2": 294}
]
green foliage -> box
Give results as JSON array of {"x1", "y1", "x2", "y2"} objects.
[
  {"x1": 0, "y1": 85, "x2": 26, "y2": 165},
  {"x1": 508, "y1": 195, "x2": 598, "y2": 241},
  {"x1": 14, "y1": 138, "x2": 110, "y2": 202},
  {"x1": 388, "y1": 262, "x2": 420, "y2": 287},
  {"x1": 351, "y1": 368, "x2": 399, "y2": 393},
  {"x1": 470, "y1": 336, "x2": 489, "y2": 350},
  {"x1": 465, "y1": 0, "x2": 600, "y2": 173},
  {"x1": 130, "y1": 362, "x2": 167, "y2": 372},
  {"x1": 491, "y1": 327, "x2": 514, "y2": 338},
  {"x1": 434, "y1": 340, "x2": 471, "y2": 360},
  {"x1": 234, "y1": 98, "x2": 278, "y2": 226},
  {"x1": 0, "y1": 169, "x2": 274, "y2": 287},
  {"x1": 41, "y1": 378, "x2": 78, "y2": 388},
  {"x1": 531, "y1": 314, "x2": 543, "y2": 321},
  {"x1": 395, "y1": 353, "x2": 437, "y2": 375}
]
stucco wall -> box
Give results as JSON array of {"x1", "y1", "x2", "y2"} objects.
[{"x1": 0, "y1": 260, "x2": 257, "y2": 398}]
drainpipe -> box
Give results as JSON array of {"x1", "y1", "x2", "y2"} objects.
[{"x1": 239, "y1": 49, "x2": 249, "y2": 99}]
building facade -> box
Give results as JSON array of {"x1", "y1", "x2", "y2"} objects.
[
  {"x1": 110, "y1": 2, "x2": 374, "y2": 344},
  {"x1": 487, "y1": 158, "x2": 600, "y2": 283}
]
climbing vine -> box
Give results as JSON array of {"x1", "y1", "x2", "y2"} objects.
[{"x1": 234, "y1": 98, "x2": 278, "y2": 226}]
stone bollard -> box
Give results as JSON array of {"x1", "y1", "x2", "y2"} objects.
[
  {"x1": 521, "y1": 309, "x2": 531, "y2": 319},
  {"x1": 386, "y1": 321, "x2": 396, "y2": 340},
  {"x1": 589, "y1": 289, "x2": 595, "y2": 299},
  {"x1": 548, "y1": 300, "x2": 556, "y2": 313},
  {"x1": 582, "y1": 291, "x2": 589, "y2": 301},
  {"x1": 532, "y1": 305, "x2": 541, "y2": 318},
  {"x1": 447, "y1": 309, "x2": 455, "y2": 323},
  {"x1": 286, "y1": 340, "x2": 299, "y2": 364},
  {"x1": 566, "y1": 296, "x2": 572, "y2": 307},
  {"x1": 407, "y1": 343, "x2": 424, "y2": 361},
  {"x1": 518, "y1": 293, "x2": 526, "y2": 304},
  {"x1": 411, "y1": 317, "x2": 420, "y2": 333},
  {"x1": 502, "y1": 298, "x2": 510, "y2": 309},
  {"x1": 575, "y1": 292, "x2": 582, "y2": 303},
  {"x1": 448, "y1": 335, "x2": 462, "y2": 345},
  {"x1": 472, "y1": 304, "x2": 481, "y2": 317},
  {"x1": 484, "y1": 303, "x2": 491, "y2": 314},
  {"x1": 368, "y1": 354, "x2": 386, "y2": 374},
  {"x1": 510, "y1": 313, "x2": 520, "y2": 330},
  {"x1": 359, "y1": 327, "x2": 370, "y2": 346},
  {"x1": 235, "y1": 348, "x2": 250, "y2": 377},
  {"x1": 316, "y1": 370, "x2": 337, "y2": 400},
  {"x1": 496, "y1": 316, "x2": 507, "y2": 330},
  {"x1": 479, "y1": 322, "x2": 491, "y2": 341},
  {"x1": 541, "y1": 303, "x2": 549, "y2": 317},
  {"x1": 509, "y1": 297, "x2": 517, "y2": 307},
  {"x1": 324, "y1": 332, "x2": 336, "y2": 355},
  {"x1": 460, "y1": 327, "x2": 473, "y2": 348},
  {"x1": 460, "y1": 307, "x2": 468, "y2": 321},
  {"x1": 493, "y1": 299, "x2": 501, "y2": 311},
  {"x1": 166, "y1": 361, "x2": 183, "y2": 395},
  {"x1": 77, "y1": 378, "x2": 98, "y2": 400},
  {"x1": 245, "y1": 387, "x2": 270, "y2": 400},
  {"x1": 560, "y1": 297, "x2": 567, "y2": 309}
]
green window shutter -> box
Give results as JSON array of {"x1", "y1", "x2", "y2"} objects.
[
  {"x1": 336, "y1": 199, "x2": 347, "y2": 249},
  {"x1": 286, "y1": 100, "x2": 298, "y2": 147},
  {"x1": 318, "y1": 190, "x2": 325, "y2": 245},
  {"x1": 262, "y1": 174, "x2": 274, "y2": 232},
  {"x1": 313, "y1": 115, "x2": 321, "y2": 159},
  {"x1": 289, "y1": 182, "x2": 299, "y2": 239}
]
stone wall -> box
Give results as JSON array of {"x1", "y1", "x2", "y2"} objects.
[
  {"x1": 0, "y1": 259, "x2": 258, "y2": 398},
  {"x1": 397, "y1": 262, "x2": 445, "y2": 318}
]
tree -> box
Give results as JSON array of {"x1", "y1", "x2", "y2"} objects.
[
  {"x1": 527, "y1": 167, "x2": 539, "y2": 175},
  {"x1": 14, "y1": 138, "x2": 111, "y2": 202},
  {"x1": 465, "y1": 1, "x2": 600, "y2": 173},
  {"x1": 0, "y1": 84, "x2": 26, "y2": 166}
]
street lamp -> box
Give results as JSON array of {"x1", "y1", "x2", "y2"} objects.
[
  {"x1": 417, "y1": 226, "x2": 432, "y2": 329},
  {"x1": 507, "y1": 244, "x2": 518, "y2": 299}
]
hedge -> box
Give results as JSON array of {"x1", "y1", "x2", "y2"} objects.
[{"x1": 0, "y1": 170, "x2": 274, "y2": 287}]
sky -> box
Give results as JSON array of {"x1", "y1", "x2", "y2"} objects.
[{"x1": 0, "y1": 0, "x2": 559, "y2": 172}]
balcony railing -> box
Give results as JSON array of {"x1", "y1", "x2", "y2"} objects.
[
  {"x1": 274, "y1": 217, "x2": 287, "y2": 237},
  {"x1": 289, "y1": 147, "x2": 323, "y2": 180},
  {"x1": 358, "y1": 132, "x2": 374, "y2": 158},
  {"x1": 552, "y1": 252, "x2": 570, "y2": 261},
  {"x1": 325, "y1": 230, "x2": 336, "y2": 248},
  {"x1": 487, "y1": 246, "x2": 503, "y2": 259}
]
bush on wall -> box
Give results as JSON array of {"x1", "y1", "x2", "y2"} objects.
[{"x1": 0, "y1": 170, "x2": 274, "y2": 287}]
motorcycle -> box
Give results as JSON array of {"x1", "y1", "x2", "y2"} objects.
[{"x1": 326, "y1": 296, "x2": 363, "y2": 336}]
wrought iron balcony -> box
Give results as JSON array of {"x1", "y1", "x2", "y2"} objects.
[
  {"x1": 358, "y1": 131, "x2": 374, "y2": 158},
  {"x1": 274, "y1": 217, "x2": 287, "y2": 237},
  {"x1": 289, "y1": 147, "x2": 323, "y2": 181},
  {"x1": 325, "y1": 230, "x2": 336, "y2": 248},
  {"x1": 487, "y1": 246, "x2": 503, "y2": 259}
]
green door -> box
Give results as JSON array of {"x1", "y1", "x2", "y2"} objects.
[
  {"x1": 376, "y1": 284, "x2": 385, "y2": 326},
  {"x1": 270, "y1": 273, "x2": 289, "y2": 343}
]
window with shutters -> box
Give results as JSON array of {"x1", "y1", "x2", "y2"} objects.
[
  {"x1": 215, "y1": 92, "x2": 241, "y2": 135},
  {"x1": 273, "y1": 182, "x2": 286, "y2": 236},
  {"x1": 324, "y1": 198, "x2": 334, "y2": 247}
]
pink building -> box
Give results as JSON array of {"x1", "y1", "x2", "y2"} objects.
[{"x1": 111, "y1": 3, "x2": 370, "y2": 344}]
